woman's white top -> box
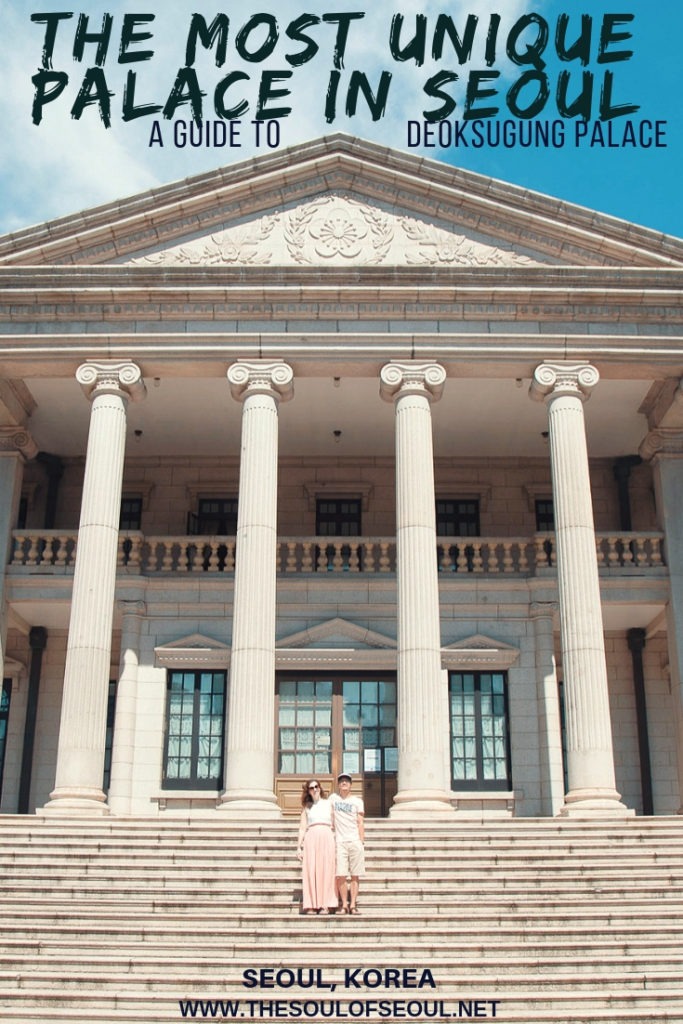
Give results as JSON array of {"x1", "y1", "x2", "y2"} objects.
[{"x1": 306, "y1": 798, "x2": 333, "y2": 826}]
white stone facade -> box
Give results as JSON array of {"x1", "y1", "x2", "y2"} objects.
[{"x1": 0, "y1": 136, "x2": 681, "y2": 820}]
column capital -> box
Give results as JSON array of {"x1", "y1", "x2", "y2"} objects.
[
  {"x1": 639, "y1": 427, "x2": 683, "y2": 462},
  {"x1": 116, "y1": 599, "x2": 147, "y2": 616},
  {"x1": 530, "y1": 363, "x2": 599, "y2": 404},
  {"x1": 227, "y1": 361, "x2": 293, "y2": 403},
  {"x1": 530, "y1": 601, "x2": 559, "y2": 620},
  {"x1": 379, "y1": 362, "x2": 446, "y2": 404},
  {"x1": 0, "y1": 426, "x2": 38, "y2": 460},
  {"x1": 76, "y1": 362, "x2": 146, "y2": 402}
]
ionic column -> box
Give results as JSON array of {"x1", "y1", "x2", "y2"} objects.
[
  {"x1": 380, "y1": 362, "x2": 454, "y2": 817},
  {"x1": 531, "y1": 363, "x2": 628, "y2": 816},
  {"x1": 108, "y1": 600, "x2": 146, "y2": 815},
  {"x1": 639, "y1": 425, "x2": 683, "y2": 812},
  {"x1": 530, "y1": 602, "x2": 564, "y2": 817},
  {"x1": 219, "y1": 361, "x2": 293, "y2": 816},
  {"x1": 44, "y1": 362, "x2": 145, "y2": 816}
]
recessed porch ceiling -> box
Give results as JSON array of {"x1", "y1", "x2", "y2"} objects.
[{"x1": 25, "y1": 375, "x2": 653, "y2": 460}]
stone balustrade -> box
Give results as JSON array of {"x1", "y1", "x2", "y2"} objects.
[{"x1": 9, "y1": 530, "x2": 666, "y2": 575}]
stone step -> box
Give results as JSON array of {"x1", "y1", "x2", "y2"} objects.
[
  {"x1": 1, "y1": 831, "x2": 679, "y2": 847},
  {"x1": 5, "y1": 905, "x2": 683, "y2": 929},
  {"x1": 1, "y1": 823, "x2": 682, "y2": 843},
  {"x1": 1, "y1": 930, "x2": 680, "y2": 951},
  {"x1": 1, "y1": 950, "x2": 681, "y2": 976},
  {"x1": 4, "y1": 852, "x2": 682, "y2": 871},
  {"x1": 0, "y1": 1007, "x2": 677, "y2": 1024},
  {"x1": 2, "y1": 986, "x2": 683, "y2": 1011},
  {"x1": 1, "y1": 969, "x2": 682, "y2": 995},
  {"x1": 1, "y1": 874, "x2": 679, "y2": 895}
]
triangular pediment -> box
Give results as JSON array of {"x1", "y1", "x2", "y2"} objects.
[
  {"x1": 444, "y1": 633, "x2": 517, "y2": 652},
  {"x1": 277, "y1": 617, "x2": 396, "y2": 650},
  {"x1": 442, "y1": 634, "x2": 519, "y2": 670},
  {"x1": 155, "y1": 633, "x2": 230, "y2": 668},
  {"x1": 2, "y1": 135, "x2": 682, "y2": 269}
]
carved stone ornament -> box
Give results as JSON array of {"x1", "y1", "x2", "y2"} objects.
[
  {"x1": 379, "y1": 362, "x2": 447, "y2": 404},
  {"x1": 530, "y1": 363, "x2": 600, "y2": 403},
  {"x1": 130, "y1": 194, "x2": 541, "y2": 268},
  {"x1": 0, "y1": 426, "x2": 38, "y2": 459},
  {"x1": 400, "y1": 215, "x2": 535, "y2": 267},
  {"x1": 134, "y1": 217, "x2": 278, "y2": 266},
  {"x1": 76, "y1": 362, "x2": 146, "y2": 402},
  {"x1": 227, "y1": 361, "x2": 294, "y2": 403}
]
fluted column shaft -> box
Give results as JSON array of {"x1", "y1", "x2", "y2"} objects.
[
  {"x1": 108, "y1": 600, "x2": 145, "y2": 815},
  {"x1": 531, "y1": 603, "x2": 564, "y2": 816},
  {"x1": 45, "y1": 362, "x2": 145, "y2": 816},
  {"x1": 220, "y1": 361, "x2": 293, "y2": 816},
  {"x1": 531, "y1": 363, "x2": 627, "y2": 816},
  {"x1": 380, "y1": 362, "x2": 454, "y2": 816}
]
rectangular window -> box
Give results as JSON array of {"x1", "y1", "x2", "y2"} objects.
[
  {"x1": 278, "y1": 678, "x2": 333, "y2": 777},
  {"x1": 436, "y1": 499, "x2": 480, "y2": 536},
  {"x1": 163, "y1": 670, "x2": 226, "y2": 789},
  {"x1": 342, "y1": 678, "x2": 397, "y2": 777},
  {"x1": 449, "y1": 671, "x2": 511, "y2": 790},
  {"x1": 188, "y1": 498, "x2": 239, "y2": 535},
  {"x1": 535, "y1": 499, "x2": 555, "y2": 532},
  {"x1": 120, "y1": 497, "x2": 143, "y2": 531},
  {"x1": 315, "y1": 499, "x2": 362, "y2": 571},
  {"x1": 0, "y1": 679, "x2": 11, "y2": 799},
  {"x1": 316, "y1": 499, "x2": 361, "y2": 536}
]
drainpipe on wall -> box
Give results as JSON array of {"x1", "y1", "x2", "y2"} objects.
[{"x1": 627, "y1": 627, "x2": 653, "y2": 816}]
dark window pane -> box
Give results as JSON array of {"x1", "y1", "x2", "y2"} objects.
[
  {"x1": 449, "y1": 671, "x2": 511, "y2": 791},
  {"x1": 163, "y1": 670, "x2": 227, "y2": 789}
]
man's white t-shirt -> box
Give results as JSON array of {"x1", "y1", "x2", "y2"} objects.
[{"x1": 330, "y1": 793, "x2": 364, "y2": 842}]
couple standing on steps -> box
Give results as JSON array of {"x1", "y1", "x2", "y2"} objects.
[{"x1": 297, "y1": 773, "x2": 365, "y2": 916}]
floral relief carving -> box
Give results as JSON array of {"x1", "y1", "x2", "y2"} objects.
[
  {"x1": 132, "y1": 216, "x2": 278, "y2": 266},
  {"x1": 284, "y1": 196, "x2": 393, "y2": 265},
  {"x1": 400, "y1": 216, "x2": 536, "y2": 266},
  {"x1": 127, "y1": 197, "x2": 541, "y2": 267}
]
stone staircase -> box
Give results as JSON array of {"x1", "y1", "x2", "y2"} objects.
[{"x1": 0, "y1": 816, "x2": 682, "y2": 1023}]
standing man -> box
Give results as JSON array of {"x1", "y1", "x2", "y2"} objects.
[{"x1": 330, "y1": 772, "x2": 365, "y2": 914}]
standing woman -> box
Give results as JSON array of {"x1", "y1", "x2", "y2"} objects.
[{"x1": 297, "y1": 780, "x2": 336, "y2": 915}]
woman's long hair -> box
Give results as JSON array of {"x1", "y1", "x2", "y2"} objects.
[{"x1": 301, "y1": 780, "x2": 327, "y2": 807}]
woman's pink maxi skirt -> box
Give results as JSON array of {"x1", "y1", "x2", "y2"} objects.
[{"x1": 302, "y1": 824, "x2": 336, "y2": 911}]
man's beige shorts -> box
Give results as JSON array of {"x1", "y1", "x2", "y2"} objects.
[{"x1": 336, "y1": 839, "x2": 365, "y2": 877}]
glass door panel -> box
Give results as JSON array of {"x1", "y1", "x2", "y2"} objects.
[{"x1": 275, "y1": 674, "x2": 396, "y2": 816}]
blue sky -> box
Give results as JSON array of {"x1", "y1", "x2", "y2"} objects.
[{"x1": 1, "y1": 1, "x2": 680, "y2": 239}]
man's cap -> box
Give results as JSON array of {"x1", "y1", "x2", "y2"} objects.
[{"x1": 337, "y1": 772, "x2": 353, "y2": 783}]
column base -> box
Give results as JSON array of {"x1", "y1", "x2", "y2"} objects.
[
  {"x1": 217, "y1": 788, "x2": 282, "y2": 818},
  {"x1": 390, "y1": 789, "x2": 456, "y2": 818},
  {"x1": 559, "y1": 787, "x2": 634, "y2": 818},
  {"x1": 41, "y1": 787, "x2": 110, "y2": 817}
]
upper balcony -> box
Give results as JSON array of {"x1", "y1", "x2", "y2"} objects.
[{"x1": 9, "y1": 530, "x2": 666, "y2": 578}]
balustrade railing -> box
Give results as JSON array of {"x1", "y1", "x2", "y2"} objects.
[{"x1": 9, "y1": 530, "x2": 666, "y2": 575}]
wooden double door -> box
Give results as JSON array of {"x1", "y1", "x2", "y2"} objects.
[{"x1": 275, "y1": 673, "x2": 397, "y2": 817}]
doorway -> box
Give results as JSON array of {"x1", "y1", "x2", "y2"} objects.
[{"x1": 275, "y1": 673, "x2": 397, "y2": 817}]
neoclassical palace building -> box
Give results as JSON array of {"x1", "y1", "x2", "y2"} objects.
[{"x1": 0, "y1": 135, "x2": 682, "y2": 821}]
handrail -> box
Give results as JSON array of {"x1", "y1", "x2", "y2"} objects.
[{"x1": 8, "y1": 530, "x2": 666, "y2": 575}]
